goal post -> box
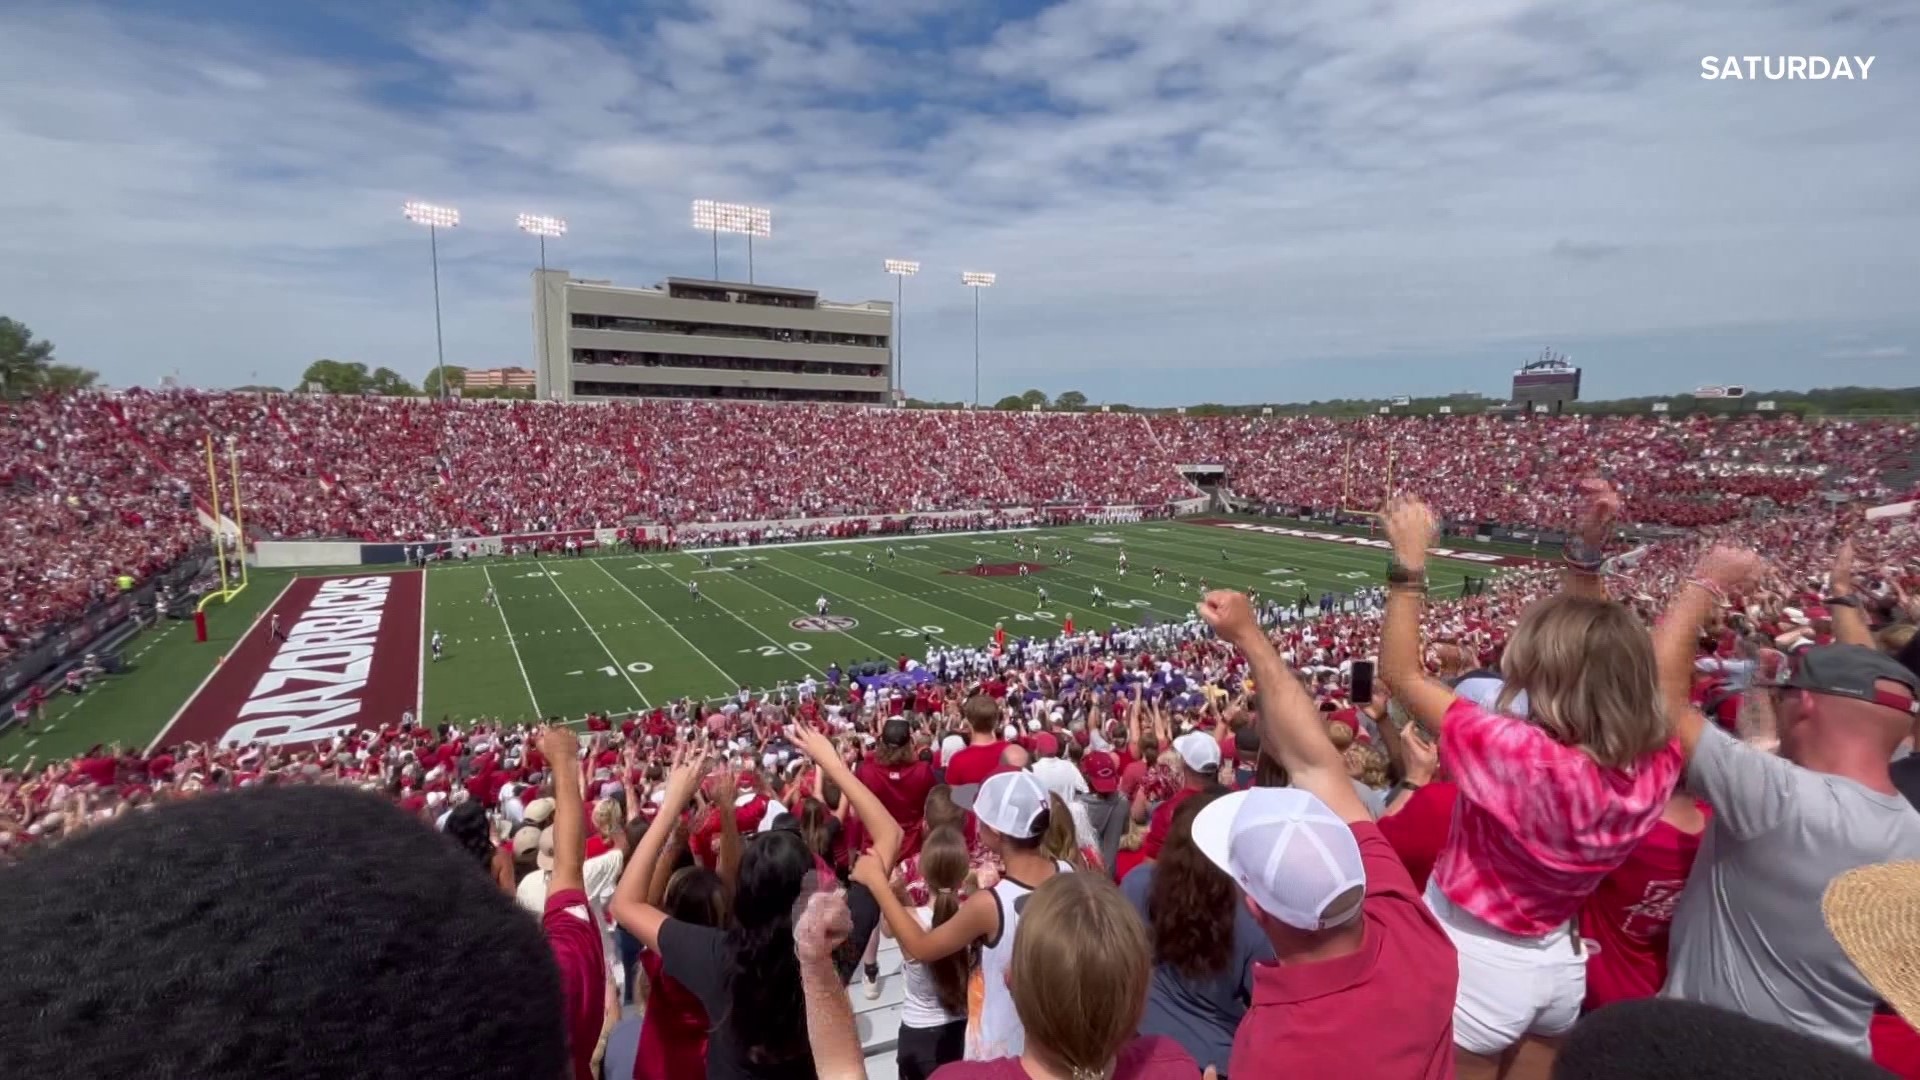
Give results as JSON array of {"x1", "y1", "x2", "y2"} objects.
[{"x1": 194, "y1": 434, "x2": 249, "y2": 638}]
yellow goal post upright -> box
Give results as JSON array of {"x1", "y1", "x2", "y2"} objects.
[
  {"x1": 1338, "y1": 435, "x2": 1395, "y2": 521},
  {"x1": 194, "y1": 433, "x2": 249, "y2": 641}
]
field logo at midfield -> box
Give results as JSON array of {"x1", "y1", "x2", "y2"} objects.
[
  {"x1": 791, "y1": 615, "x2": 858, "y2": 632},
  {"x1": 159, "y1": 572, "x2": 423, "y2": 749},
  {"x1": 1086, "y1": 535, "x2": 1123, "y2": 544}
]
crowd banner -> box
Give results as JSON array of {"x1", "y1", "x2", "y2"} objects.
[{"x1": 252, "y1": 500, "x2": 1210, "y2": 570}]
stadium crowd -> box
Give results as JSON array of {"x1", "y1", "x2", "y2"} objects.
[
  {"x1": 4, "y1": 390, "x2": 1916, "y2": 665},
  {"x1": 5, "y1": 469, "x2": 1920, "y2": 1080}
]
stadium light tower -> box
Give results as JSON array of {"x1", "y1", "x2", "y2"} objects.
[
  {"x1": 691, "y1": 199, "x2": 772, "y2": 283},
  {"x1": 961, "y1": 271, "x2": 996, "y2": 407},
  {"x1": 403, "y1": 201, "x2": 459, "y2": 399},
  {"x1": 516, "y1": 212, "x2": 566, "y2": 270},
  {"x1": 884, "y1": 259, "x2": 919, "y2": 396},
  {"x1": 518, "y1": 214, "x2": 567, "y2": 387}
]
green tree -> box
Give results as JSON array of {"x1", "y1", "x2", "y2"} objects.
[
  {"x1": 0, "y1": 317, "x2": 98, "y2": 398},
  {"x1": 423, "y1": 365, "x2": 467, "y2": 398},
  {"x1": 1019, "y1": 388, "x2": 1047, "y2": 409},
  {"x1": 367, "y1": 366, "x2": 417, "y2": 396},
  {"x1": 993, "y1": 394, "x2": 1027, "y2": 410},
  {"x1": 1053, "y1": 390, "x2": 1088, "y2": 410},
  {"x1": 41, "y1": 364, "x2": 98, "y2": 393},
  {"x1": 299, "y1": 359, "x2": 373, "y2": 395}
]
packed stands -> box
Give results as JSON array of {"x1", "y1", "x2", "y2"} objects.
[
  {"x1": 3, "y1": 390, "x2": 1916, "y2": 666},
  {"x1": 6, "y1": 482, "x2": 1920, "y2": 1080}
]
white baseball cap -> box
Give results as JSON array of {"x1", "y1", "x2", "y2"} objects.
[
  {"x1": 1192, "y1": 788, "x2": 1367, "y2": 932},
  {"x1": 1172, "y1": 731, "x2": 1222, "y2": 773},
  {"x1": 962, "y1": 770, "x2": 1050, "y2": 839}
]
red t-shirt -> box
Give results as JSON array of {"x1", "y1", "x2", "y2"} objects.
[
  {"x1": 1230, "y1": 823, "x2": 1456, "y2": 1080},
  {"x1": 1578, "y1": 809, "x2": 1709, "y2": 1011},
  {"x1": 543, "y1": 888, "x2": 607, "y2": 1080},
  {"x1": 944, "y1": 742, "x2": 1008, "y2": 787},
  {"x1": 932, "y1": 1035, "x2": 1196, "y2": 1078},
  {"x1": 1375, "y1": 781, "x2": 1459, "y2": 893},
  {"x1": 634, "y1": 949, "x2": 709, "y2": 1080},
  {"x1": 856, "y1": 758, "x2": 938, "y2": 859},
  {"x1": 1139, "y1": 785, "x2": 1201, "y2": 860}
]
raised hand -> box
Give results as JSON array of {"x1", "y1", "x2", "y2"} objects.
[
  {"x1": 1576, "y1": 477, "x2": 1621, "y2": 545},
  {"x1": 793, "y1": 885, "x2": 853, "y2": 966},
  {"x1": 1383, "y1": 497, "x2": 1437, "y2": 570},
  {"x1": 536, "y1": 725, "x2": 580, "y2": 766},
  {"x1": 1400, "y1": 723, "x2": 1439, "y2": 785},
  {"x1": 1694, "y1": 546, "x2": 1766, "y2": 595},
  {"x1": 1196, "y1": 591, "x2": 1259, "y2": 647},
  {"x1": 785, "y1": 723, "x2": 838, "y2": 766},
  {"x1": 1829, "y1": 540, "x2": 1855, "y2": 595}
]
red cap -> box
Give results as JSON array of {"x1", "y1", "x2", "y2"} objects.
[
  {"x1": 736, "y1": 771, "x2": 759, "y2": 793},
  {"x1": 1072, "y1": 729, "x2": 1091, "y2": 747},
  {"x1": 1032, "y1": 732, "x2": 1060, "y2": 758},
  {"x1": 1082, "y1": 751, "x2": 1120, "y2": 794}
]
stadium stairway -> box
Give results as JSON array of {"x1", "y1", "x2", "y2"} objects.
[{"x1": 856, "y1": 937, "x2": 907, "y2": 1080}]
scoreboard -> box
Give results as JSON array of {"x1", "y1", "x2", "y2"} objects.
[{"x1": 1511, "y1": 350, "x2": 1580, "y2": 414}]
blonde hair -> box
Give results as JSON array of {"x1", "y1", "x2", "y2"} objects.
[
  {"x1": 1010, "y1": 874, "x2": 1150, "y2": 1078},
  {"x1": 1344, "y1": 744, "x2": 1389, "y2": 788},
  {"x1": 591, "y1": 798, "x2": 624, "y2": 843},
  {"x1": 1498, "y1": 595, "x2": 1667, "y2": 769},
  {"x1": 1879, "y1": 623, "x2": 1916, "y2": 655},
  {"x1": 1039, "y1": 792, "x2": 1088, "y2": 871}
]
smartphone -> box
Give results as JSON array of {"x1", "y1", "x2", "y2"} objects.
[{"x1": 1349, "y1": 660, "x2": 1375, "y2": 706}]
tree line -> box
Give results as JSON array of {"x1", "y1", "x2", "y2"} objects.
[
  {"x1": 0, "y1": 318, "x2": 98, "y2": 397},
  {"x1": 904, "y1": 386, "x2": 1920, "y2": 418}
]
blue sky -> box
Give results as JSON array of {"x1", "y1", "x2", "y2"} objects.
[{"x1": 0, "y1": 0, "x2": 1914, "y2": 405}]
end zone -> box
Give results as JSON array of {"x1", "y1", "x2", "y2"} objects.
[{"x1": 155, "y1": 572, "x2": 425, "y2": 749}]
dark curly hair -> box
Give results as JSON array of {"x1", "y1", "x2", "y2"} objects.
[
  {"x1": 442, "y1": 800, "x2": 496, "y2": 875},
  {"x1": 1147, "y1": 788, "x2": 1236, "y2": 980},
  {"x1": 0, "y1": 785, "x2": 564, "y2": 1080},
  {"x1": 723, "y1": 828, "x2": 815, "y2": 1067}
]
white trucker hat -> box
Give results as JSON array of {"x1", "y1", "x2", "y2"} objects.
[
  {"x1": 963, "y1": 770, "x2": 1050, "y2": 839},
  {"x1": 1192, "y1": 787, "x2": 1366, "y2": 931}
]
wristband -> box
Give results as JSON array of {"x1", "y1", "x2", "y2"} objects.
[
  {"x1": 1822, "y1": 595, "x2": 1862, "y2": 610},
  {"x1": 1687, "y1": 577, "x2": 1728, "y2": 604},
  {"x1": 1562, "y1": 538, "x2": 1605, "y2": 574},
  {"x1": 1387, "y1": 560, "x2": 1427, "y2": 587}
]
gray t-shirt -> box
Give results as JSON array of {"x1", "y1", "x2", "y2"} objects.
[
  {"x1": 1120, "y1": 862, "x2": 1275, "y2": 1076},
  {"x1": 1663, "y1": 724, "x2": 1920, "y2": 1054}
]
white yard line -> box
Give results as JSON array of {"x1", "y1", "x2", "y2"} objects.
[
  {"x1": 534, "y1": 558, "x2": 650, "y2": 708},
  {"x1": 632, "y1": 551, "x2": 827, "y2": 675},
  {"x1": 415, "y1": 569, "x2": 428, "y2": 721},
  {"x1": 482, "y1": 564, "x2": 544, "y2": 716},
  {"x1": 590, "y1": 559, "x2": 742, "y2": 687}
]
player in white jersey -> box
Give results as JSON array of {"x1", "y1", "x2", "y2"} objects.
[
  {"x1": 483, "y1": 586, "x2": 495, "y2": 606},
  {"x1": 689, "y1": 579, "x2": 701, "y2": 601},
  {"x1": 1090, "y1": 586, "x2": 1105, "y2": 607},
  {"x1": 887, "y1": 545, "x2": 897, "y2": 562},
  {"x1": 430, "y1": 631, "x2": 444, "y2": 661},
  {"x1": 1035, "y1": 586, "x2": 1049, "y2": 608},
  {"x1": 816, "y1": 595, "x2": 831, "y2": 616},
  {"x1": 865, "y1": 553, "x2": 876, "y2": 572},
  {"x1": 1018, "y1": 564, "x2": 1029, "y2": 578}
]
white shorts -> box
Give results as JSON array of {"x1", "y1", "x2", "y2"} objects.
[{"x1": 1424, "y1": 881, "x2": 1589, "y2": 1056}]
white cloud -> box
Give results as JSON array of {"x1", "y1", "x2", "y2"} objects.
[{"x1": 0, "y1": 0, "x2": 1914, "y2": 402}]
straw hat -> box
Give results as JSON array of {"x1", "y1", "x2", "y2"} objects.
[{"x1": 1823, "y1": 860, "x2": 1920, "y2": 1027}]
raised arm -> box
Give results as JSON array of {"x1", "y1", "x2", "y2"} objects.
[
  {"x1": 1200, "y1": 591, "x2": 1372, "y2": 824},
  {"x1": 1561, "y1": 478, "x2": 1618, "y2": 602},
  {"x1": 1653, "y1": 546, "x2": 1765, "y2": 761},
  {"x1": 1375, "y1": 498, "x2": 1459, "y2": 729},
  {"x1": 788, "y1": 725, "x2": 903, "y2": 870},
  {"x1": 610, "y1": 747, "x2": 709, "y2": 951},
  {"x1": 539, "y1": 726, "x2": 587, "y2": 897},
  {"x1": 1825, "y1": 541, "x2": 1875, "y2": 649},
  {"x1": 795, "y1": 888, "x2": 868, "y2": 1080}
]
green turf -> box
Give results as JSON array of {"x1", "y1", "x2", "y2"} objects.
[{"x1": 4, "y1": 520, "x2": 1510, "y2": 762}]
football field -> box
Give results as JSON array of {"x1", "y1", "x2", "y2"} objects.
[
  {"x1": 1, "y1": 518, "x2": 1533, "y2": 762},
  {"x1": 420, "y1": 518, "x2": 1520, "y2": 719}
]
